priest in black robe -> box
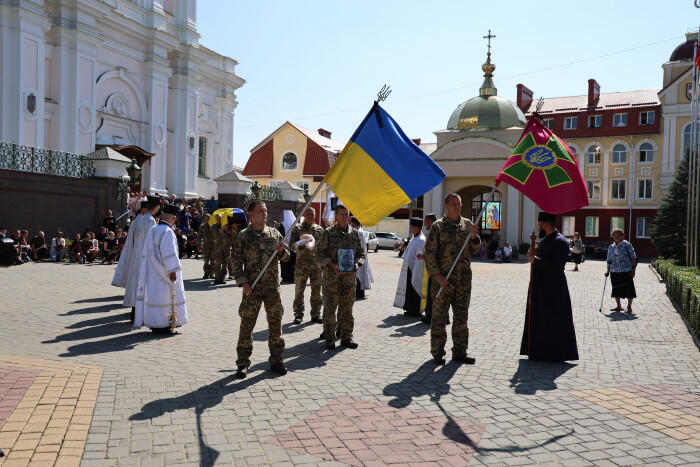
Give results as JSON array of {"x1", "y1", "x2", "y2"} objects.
[{"x1": 521, "y1": 212, "x2": 578, "y2": 362}]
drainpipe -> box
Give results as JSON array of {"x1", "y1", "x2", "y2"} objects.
[{"x1": 629, "y1": 135, "x2": 635, "y2": 239}]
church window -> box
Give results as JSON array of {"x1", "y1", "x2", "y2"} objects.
[
  {"x1": 587, "y1": 180, "x2": 600, "y2": 200},
  {"x1": 637, "y1": 179, "x2": 653, "y2": 200},
  {"x1": 610, "y1": 217, "x2": 625, "y2": 234},
  {"x1": 637, "y1": 217, "x2": 652, "y2": 238},
  {"x1": 611, "y1": 179, "x2": 626, "y2": 200},
  {"x1": 639, "y1": 111, "x2": 655, "y2": 126},
  {"x1": 588, "y1": 115, "x2": 602, "y2": 129},
  {"x1": 198, "y1": 137, "x2": 207, "y2": 177},
  {"x1": 472, "y1": 191, "x2": 502, "y2": 231},
  {"x1": 639, "y1": 143, "x2": 654, "y2": 163},
  {"x1": 282, "y1": 152, "x2": 297, "y2": 171},
  {"x1": 587, "y1": 145, "x2": 601, "y2": 164},
  {"x1": 561, "y1": 216, "x2": 575, "y2": 236},
  {"x1": 612, "y1": 144, "x2": 627, "y2": 164},
  {"x1": 585, "y1": 216, "x2": 599, "y2": 237},
  {"x1": 613, "y1": 113, "x2": 627, "y2": 127},
  {"x1": 563, "y1": 117, "x2": 577, "y2": 130}
]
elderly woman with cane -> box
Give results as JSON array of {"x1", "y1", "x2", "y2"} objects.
[{"x1": 605, "y1": 228, "x2": 637, "y2": 314}]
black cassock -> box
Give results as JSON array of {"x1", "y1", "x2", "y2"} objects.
[{"x1": 520, "y1": 230, "x2": 579, "y2": 362}]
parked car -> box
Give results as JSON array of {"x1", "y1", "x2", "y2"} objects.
[
  {"x1": 363, "y1": 231, "x2": 379, "y2": 253},
  {"x1": 374, "y1": 232, "x2": 402, "y2": 250},
  {"x1": 585, "y1": 241, "x2": 609, "y2": 259}
]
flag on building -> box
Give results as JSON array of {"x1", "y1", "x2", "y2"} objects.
[
  {"x1": 324, "y1": 103, "x2": 445, "y2": 226},
  {"x1": 495, "y1": 116, "x2": 589, "y2": 214}
]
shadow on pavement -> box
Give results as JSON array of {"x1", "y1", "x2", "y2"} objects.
[
  {"x1": 183, "y1": 278, "x2": 221, "y2": 292},
  {"x1": 60, "y1": 303, "x2": 124, "y2": 316},
  {"x1": 57, "y1": 330, "x2": 173, "y2": 357},
  {"x1": 475, "y1": 428, "x2": 575, "y2": 454},
  {"x1": 377, "y1": 314, "x2": 429, "y2": 337},
  {"x1": 72, "y1": 295, "x2": 124, "y2": 304},
  {"x1": 43, "y1": 312, "x2": 132, "y2": 344},
  {"x1": 383, "y1": 360, "x2": 458, "y2": 409},
  {"x1": 605, "y1": 310, "x2": 639, "y2": 321},
  {"x1": 252, "y1": 321, "x2": 316, "y2": 341},
  {"x1": 508, "y1": 359, "x2": 576, "y2": 395}
]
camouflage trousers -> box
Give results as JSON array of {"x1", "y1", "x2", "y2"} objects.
[
  {"x1": 293, "y1": 264, "x2": 322, "y2": 320},
  {"x1": 236, "y1": 286, "x2": 284, "y2": 367},
  {"x1": 322, "y1": 274, "x2": 356, "y2": 343},
  {"x1": 213, "y1": 253, "x2": 233, "y2": 282},
  {"x1": 202, "y1": 243, "x2": 215, "y2": 276},
  {"x1": 430, "y1": 276, "x2": 471, "y2": 359}
]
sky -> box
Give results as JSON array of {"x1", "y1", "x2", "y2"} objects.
[{"x1": 197, "y1": 1, "x2": 700, "y2": 170}]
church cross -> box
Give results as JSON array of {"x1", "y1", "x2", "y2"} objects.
[{"x1": 483, "y1": 30, "x2": 495, "y2": 54}]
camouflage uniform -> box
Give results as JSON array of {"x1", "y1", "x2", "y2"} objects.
[
  {"x1": 232, "y1": 225, "x2": 289, "y2": 367},
  {"x1": 214, "y1": 226, "x2": 237, "y2": 282},
  {"x1": 289, "y1": 221, "x2": 324, "y2": 321},
  {"x1": 423, "y1": 215, "x2": 481, "y2": 360},
  {"x1": 198, "y1": 222, "x2": 216, "y2": 277},
  {"x1": 314, "y1": 224, "x2": 365, "y2": 344}
]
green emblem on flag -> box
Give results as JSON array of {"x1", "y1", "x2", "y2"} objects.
[{"x1": 500, "y1": 132, "x2": 575, "y2": 188}]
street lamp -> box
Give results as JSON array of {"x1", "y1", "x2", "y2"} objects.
[
  {"x1": 302, "y1": 187, "x2": 311, "y2": 203},
  {"x1": 113, "y1": 158, "x2": 142, "y2": 200},
  {"x1": 126, "y1": 157, "x2": 141, "y2": 182},
  {"x1": 251, "y1": 181, "x2": 262, "y2": 198}
]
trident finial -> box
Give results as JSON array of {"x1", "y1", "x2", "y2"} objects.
[
  {"x1": 377, "y1": 84, "x2": 392, "y2": 102},
  {"x1": 483, "y1": 30, "x2": 496, "y2": 55}
]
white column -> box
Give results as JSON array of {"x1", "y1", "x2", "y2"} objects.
[
  {"x1": 521, "y1": 196, "x2": 536, "y2": 244},
  {"x1": 143, "y1": 58, "x2": 171, "y2": 193},
  {"x1": 431, "y1": 182, "x2": 443, "y2": 217},
  {"x1": 602, "y1": 149, "x2": 609, "y2": 207}
]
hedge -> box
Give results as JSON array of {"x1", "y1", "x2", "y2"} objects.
[{"x1": 652, "y1": 259, "x2": 700, "y2": 342}]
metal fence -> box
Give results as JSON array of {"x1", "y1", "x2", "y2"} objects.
[
  {"x1": 241, "y1": 185, "x2": 283, "y2": 209},
  {"x1": 0, "y1": 141, "x2": 95, "y2": 179}
]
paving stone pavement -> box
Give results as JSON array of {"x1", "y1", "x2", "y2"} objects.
[{"x1": 1, "y1": 251, "x2": 699, "y2": 466}]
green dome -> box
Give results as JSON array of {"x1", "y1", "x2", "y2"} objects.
[{"x1": 447, "y1": 95, "x2": 526, "y2": 131}]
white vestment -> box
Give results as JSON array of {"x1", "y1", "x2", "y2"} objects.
[
  {"x1": 393, "y1": 233, "x2": 426, "y2": 308},
  {"x1": 111, "y1": 212, "x2": 156, "y2": 307},
  {"x1": 356, "y1": 226, "x2": 373, "y2": 290},
  {"x1": 134, "y1": 222, "x2": 188, "y2": 329}
]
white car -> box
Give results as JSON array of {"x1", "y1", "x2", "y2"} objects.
[
  {"x1": 374, "y1": 232, "x2": 402, "y2": 250},
  {"x1": 363, "y1": 231, "x2": 379, "y2": 253}
]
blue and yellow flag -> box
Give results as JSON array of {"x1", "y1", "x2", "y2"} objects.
[{"x1": 324, "y1": 103, "x2": 445, "y2": 226}]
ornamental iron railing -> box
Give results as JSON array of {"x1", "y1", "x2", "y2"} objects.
[{"x1": 0, "y1": 141, "x2": 95, "y2": 179}]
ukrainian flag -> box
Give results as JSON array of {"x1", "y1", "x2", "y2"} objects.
[{"x1": 324, "y1": 103, "x2": 445, "y2": 226}]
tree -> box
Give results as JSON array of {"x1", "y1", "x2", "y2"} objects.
[{"x1": 652, "y1": 151, "x2": 689, "y2": 262}]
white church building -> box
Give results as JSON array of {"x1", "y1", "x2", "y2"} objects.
[{"x1": 0, "y1": 0, "x2": 243, "y2": 198}]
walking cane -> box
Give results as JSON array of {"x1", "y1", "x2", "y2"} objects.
[{"x1": 598, "y1": 269, "x2": 609, "y2": 314}]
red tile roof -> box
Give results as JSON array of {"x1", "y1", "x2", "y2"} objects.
[
  {"x1": 241, "y1": 139, "x2": 273, "y2": 177},
  {"x1": 523, "y1": 89, "x2": 661, "y2": 114}
]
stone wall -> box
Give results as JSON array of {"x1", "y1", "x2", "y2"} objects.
[{"x1": 0, "y1": 170, "x2": 125, "y2": 236}]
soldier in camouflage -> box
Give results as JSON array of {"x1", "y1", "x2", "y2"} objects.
[
  {"x1": 289, "y1": 207, "x2": 324, "y2": 325},
  {"x1": 213, "y1": 216, "x2": 237, "y2": 284},
  {"x1": 424, "y1": 193, "x2": 481, "y2": 366},
  {"x1": 232, "y1": 200, "x2": 290, "y2": 378},
  {"x1": 314, "y1": 205, "x2": 365, "y2": 350},
  {"x1": 198, "y1": 213, "x2": 213, "y2": 279}
]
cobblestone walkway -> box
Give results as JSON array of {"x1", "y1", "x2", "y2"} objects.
[{"x1": 0, "y1": 251, "x2": 699, "y2": 466}]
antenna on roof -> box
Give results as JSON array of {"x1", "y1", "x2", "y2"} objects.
[
  {"x1": 377, "y1": 85, "x2": 392, "y2": 102},
  {"x1": 534, "y1": 97, "x2": 545, "y2": 121}
]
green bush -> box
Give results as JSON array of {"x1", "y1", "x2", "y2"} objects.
[
  {"x1": 652, "y1": 258, "x2": 700, "y2": 341},
  {"x1": 519, "y1": 242, "x2": 530, "y2": 255}
]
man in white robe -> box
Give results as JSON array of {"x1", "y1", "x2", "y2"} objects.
[
  {"x1": 351, "y1": 217, "x2": 373, "y2": 299},
  {"x1": 393, "y1": 218, "x2": 427, "y2": 317},
  {"x1": 134, "y1": 203, "x2": 188, "y2": 333},
  {"x1": 112, "y1": 196, "x2": 160, "y2": 322}
]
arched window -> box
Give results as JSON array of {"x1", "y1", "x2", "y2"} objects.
[
  {"x1": 612, "y1": 144, "x2": 627, "y2": 164},
  {"x1": 587, "y1": 145, "x2": 601, "y2": 164},
  {"x1": 639, "y1": 142, "x2": 654, "y2": 163},
  {"x1": 683, "y1": 125, "x2": 700, "y2": 156},
  {"x1": 282, "y1": 152, "x2": 297, "y2": 171}
]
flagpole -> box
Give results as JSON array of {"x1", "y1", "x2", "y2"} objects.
[
  {"x1": 694, "y1": 32, "x2": 700, "y2": 266},
  {"x1": 690, "y1": 38, "x2": 699, "y2": 266},
  {"x1": 435, "y1": 184, "x2": 498, "y2": 299},
  {"x1": 249, "y1": 181, "x2": 328, "y2": 291}
]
